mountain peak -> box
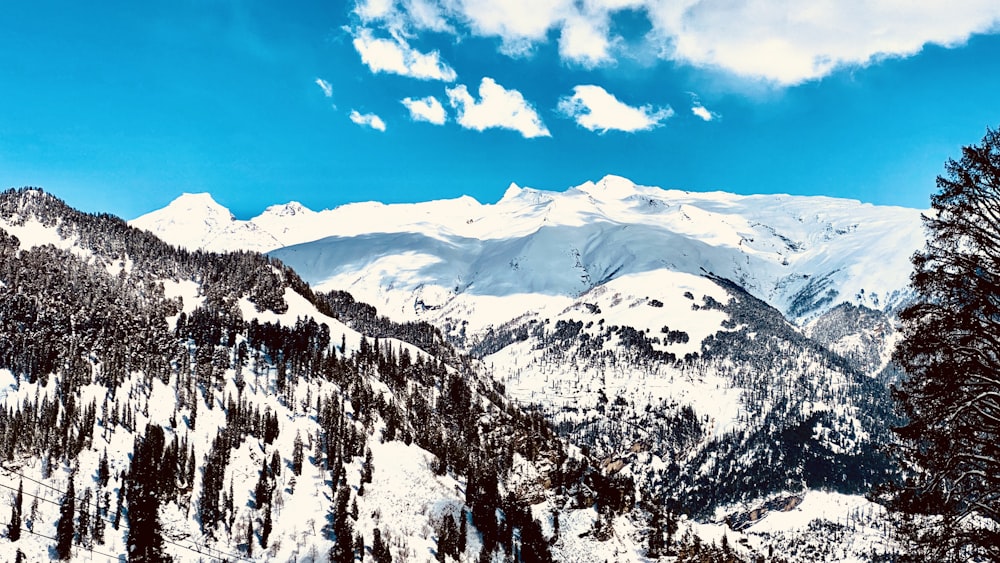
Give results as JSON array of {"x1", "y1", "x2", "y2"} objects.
[
  {"x1": 164, "y1": 192, "x2": 234, "y2": 220},
  {"x1": 501, "y1": 182, "x2": 523, "y2": 201},
  {"x1": 575, "y1": 175, "x2": 641, "y2": 199},
  {"x1": 262, "y1": 201, "x2": 313, "y2": 218}
]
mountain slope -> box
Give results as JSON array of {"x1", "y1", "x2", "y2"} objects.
[
  {"x1": 1, "y1": 188, "x2": 640, "y2": 563},
  {"x1": 132, "y1": 175, "x2": 925, "y2": 325}
]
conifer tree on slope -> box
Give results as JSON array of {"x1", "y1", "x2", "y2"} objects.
[
  {"x1": 55, "y1": 477, "x2": 74, "y2": 560},
  {"x1": 891, "y1": 126, "x2": 1000, "y2": 561},
  {"x1": 7, "y1": 479, "x2": 22, "y2": 541},
  {"x1": 128, "y1": 424, "x2": 169, "y2": 562}
]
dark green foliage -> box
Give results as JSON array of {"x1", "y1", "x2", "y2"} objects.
[
  {"x1": 372, "y1": 527, "x2": 392, "y2": 563},
  {"x1": 889, "y1": 126, "x2": 1000, "y2": 561},
  {"x1": 199, "y1": 429, "x2": 231, "y2": 537},
  {"x1": 457, "y1": 509, "x2": 467, "y2": 554},
  {"x1": 255, "y1": 456, "x2": 271, "y2": 509},
  {"x1": 92, "y1": 493, "x2": 106, "y2": 545},
  {"x1": 261, "y1": 505, "x2": 272, "y2": 548},
  {"x1": 55, "y1": 477, "x2": 74, "y2": 560},
  {"x1": 246, "y1": 519, "x2": 254, "y2": 557},
  {"x1": 318, "y1": 289, "x2": 456, "y2": 362},
  {"x1": 98, "y1": 450, "x2": 110, "y2": 487},
  {"x1": 7, "y1": 479, "x2": 21, "y2": 541},
  {"x1": 77, "y1": 487, "x2": 91, "y2": 546},
  {"x1": 292, "y1": 431, "x2": 304, "y2": 476},
  {"x1": 331, "y1": 484, "x2": 355, "y2": 563},
  {"x1": 127, "y1": 424, "x2": 170, "y2": 562}
]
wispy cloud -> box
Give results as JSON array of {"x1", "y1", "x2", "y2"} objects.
[
  {"x1": 446, "y1": 77, "x2": 550, "y2": 138},
  {"x1": 351, "y1": 27, "x2": 457, "y2": 81},
  {"x1": 401, "y1": 95, "x2": 447, "y2": 125},
  {"x1": 352, "y1": 0, "x2": 1000, "y2": 85},
  {"x1": 315, "y1": 78, "x2": 334, "y2": 98},
  {"x1": 558, "y1": 85, "x2": 672, "y2": 133},
  {"x1": 689, "y1": 95, "x2": 720, "y2": 122},
  {"x1": 349, "y1": 110, "x2": 387, "y2": 131},
  {"x1": 691, "y1": 105, "x2": 715, "y2": 121}
]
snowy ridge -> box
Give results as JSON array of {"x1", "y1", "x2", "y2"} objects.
[{"x1": 133, "y1": 175, "x2": 925, "y2": 325}]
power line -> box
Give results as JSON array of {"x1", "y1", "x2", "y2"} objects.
[
  {"x1": 1, "y1": 470, "x2": 253, "y2": 562},
  {"x1": 7, "y1": 523, "x2": 121, "y2": 562}
]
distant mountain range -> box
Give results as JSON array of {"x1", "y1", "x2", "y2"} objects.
[{"x1": 132, "y1": 175, "x2": 926, "y2": 327}]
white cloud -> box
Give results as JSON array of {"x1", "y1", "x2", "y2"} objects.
[
  {"x1": 315, "y1": 78, "x2": 334, "y2": 98},
  {"x1": 402, "y1": 95, "x2": 447, "y2": 124},
  {"x1": 691, "y1": 104, "x2": 716, "y2": 121},
  {"x1": 645, "y1": 0, "x2": 1000, "y2": 84},
  {"x1": 689, "y1": 94, "x2": 720, "y2": 121},
  {"x1": 558, "y1": 11, "x2": 614, "y2": 67},
  {"x1": 354, "y1": 0, "x2": 395, "y2": 21},
  {"x1": 352, "y1": 28, "x2": 457, "y2": 81},
  {"x1": 355, "y1": 0, "x2": 452, "y2": 33},
  {"x1": 558, "y1": 85, "x2": 672, "y2": 133},
  {"x1": 447, "y1": 0, "x2": 575, "y2": 56},
  {"x1": 349, "y1": 110, "x2": 387, "y2": 131},
  {"x1": 352, "y1": 0, "x2": 1000, "y2": 85},
  {"x1": 446, "y1": 77, "x2": 550, "y2": 138}
]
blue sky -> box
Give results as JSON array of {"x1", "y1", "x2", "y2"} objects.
[{"x1": 2, "y1": 0, "x2": 999, "y2": 219}]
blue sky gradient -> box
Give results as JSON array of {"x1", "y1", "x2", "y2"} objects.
[{"x1": 2, "y1": 1, "x2": 999, "y2": 219}]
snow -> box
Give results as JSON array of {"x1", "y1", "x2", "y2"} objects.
[
  {"x1": 132, "y1": 175, "x2": 925, "y2": 334},
  {"x1": 1, "y1": 182, "x2": 918, "y2": 563}
]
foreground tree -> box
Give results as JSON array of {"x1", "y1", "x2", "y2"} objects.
[
  {"x1": 55, "y1": 478, "x2": 74, "y2": 560},
  {"x1": 7, "y1": 479, "x2": 21, "y2": 541},
  {"x1": 891, "y1": 126, "x2": 1000, "y2": 561}
]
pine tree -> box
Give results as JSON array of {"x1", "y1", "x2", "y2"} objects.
[
  {"x1": 77, "y1": 487, "x2": 91, "y2": 546},
  {"x1": 331, "y1": 484, "x2": 355, "y2": 563},
  {"x1": 292, "y1": 431, "x2": 304, "y2": 476},
  {"x1": 98, "y1": 450, "x2": 110, "y2": 487},
  {"x1": 92, "y1": 493, "x2": 106, "y2": 545},
  {"x1": 436, "y1": 516, "x2": 450, "y2": 562},
  {"x1": 55, "y1": 477, "x2": 75, "y2": 560},
  {"x1": 362, "y1": 446, "x2": 374, "y2": 484},
  {"x1": 261, "y1": 503, "x2": 272, "y2": 548},
  {"x1": 128, "y1": 425, "x2": 169, "y2": 562},
  {"x1": 246, "y1": 519, "x2": 254, "y2": 556},
  {"x1": 890, "y1": 126, "x2": 1000, "y2": 561},
  {"x1": 255, "y1": 456, "x2": 270, "y2": 509},
  {"x1": 113, "y1": 479, "x2": 125, "y2": 530},
  {"x1": 372, "y1": 527, "x2": 392, "y2": 563},
  {"x1": 7, "y1": 479, "x2": 22, "y2": 541},
  {"x1": 355, "y1": 532, "x2": 365, "y2": 560},
  {"x1": 458, "y1": 509, "x2": 468, "y2": 555}
]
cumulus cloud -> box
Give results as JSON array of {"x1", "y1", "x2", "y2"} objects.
[
  {"x1": 401, "y1": 95, "x2": 447, "y2": 124},
  {"x1": 558, "y1": 85, "x2": 672, "y2": 133},
  {"x1": 352, "y1": 28, "x2": 457, "y2": 81},
  {"x1": 446, "y1": 77, "x2": 550, "y2": 138},
  {"x1": 315, "y1": 78, "x2": 334, "y2": 98},
  {"x1": 351, "y1": 0, "x2": 1000, "y2": 85},
  {"x1": 349, "y1": 110, "x2": 387, "y2": 131},
  {"x1": 558, "y1": 11, "x2": 614, "y2": 67},
  {"x1": 691, "y1": 104, "x2": 716, "y2": 121},
  {"x1": 355, "y1": 0, "x2": 452, "y2": 33}
]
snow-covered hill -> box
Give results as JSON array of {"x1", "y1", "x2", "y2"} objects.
[
  {"x1": 128, "y1": 178, "x2": 924, "y2": 561},
  {"x1": 132, "y1": 175, "x2": 926, "y2": 326},
  {"x1": 2, "y1": 187, "x2": 922, "y2": 562}
]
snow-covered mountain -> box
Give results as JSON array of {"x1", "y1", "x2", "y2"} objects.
[
  {"x1": 3, "y1": 187, "x2": 923, "y2": 562},
  {"x1": 132, "y1": 175, "x2": 926, "y2": 328}
]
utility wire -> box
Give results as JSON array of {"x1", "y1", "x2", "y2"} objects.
[
  {"x1": 1, "y1": 470, "x2": 253, "y2": 562},
  {"x1": 5, "y1": 522, "x2": 121, "y2": 561}
]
